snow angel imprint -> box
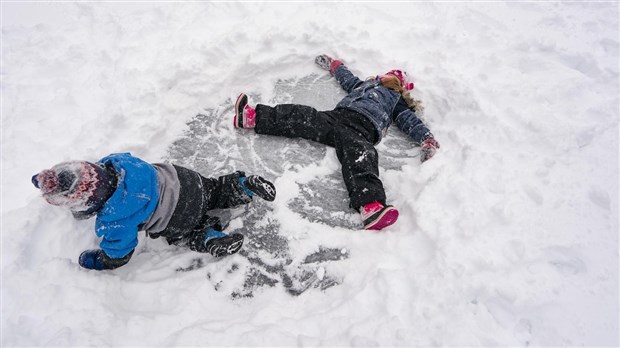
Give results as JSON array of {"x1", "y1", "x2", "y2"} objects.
[{"x1": 232, "y1": 54, "x2": 439, "y2": 231}]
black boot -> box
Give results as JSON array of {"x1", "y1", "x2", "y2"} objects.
[
  {"x1": 244, "y1": 175, "x2": 276, "y2": 202},
  {"x1": 205, "y1": 233, "x2": 244, "y2": 257}
]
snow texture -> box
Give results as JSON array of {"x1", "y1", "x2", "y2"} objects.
[{"x1": 2, "y1": 2, "x2": 619, "y2": 346}]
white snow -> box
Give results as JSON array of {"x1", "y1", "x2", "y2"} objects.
[{"x1": 2, "y1": 2, "x2": 618, "y2": 346}]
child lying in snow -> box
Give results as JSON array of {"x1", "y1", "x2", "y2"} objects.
[
  {"x1": 233, "y1": 54, "x2": 439, "y2": 230},
  {"x1": 31, "y1": 153, "x2": 276, "y2": 270}
]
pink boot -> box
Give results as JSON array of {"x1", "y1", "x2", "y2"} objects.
[
  {"x1": 234, "y1": 93, "x2": 256, "y2": 129},
  {"x1": 361, "y1": 202, "x2": 399, "y2": 230}
]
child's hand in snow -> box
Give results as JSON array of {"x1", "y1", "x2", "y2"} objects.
[
  {"x1": 315, "y1": 54, "x2": 334, "y2": 70},
  {"x1": 315, "y1": 54, "x2": 343, "y2": 75},
  {"x1": 420, "y1": 137, "x2": 440, "y2": 162},
  {"x1": 79, "y1": 249, "x2": 133, "y2": 270},
  {"x1": 79, "y1": 249, "x2": 108, "y2": 270}
]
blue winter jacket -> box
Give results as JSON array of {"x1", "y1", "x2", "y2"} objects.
[
  {"x1": 95, "y1": 153, "x2": 159, "y2": 259},
  {"x1": 334, "y1": 64, "x2": 431, "y2": 144}
]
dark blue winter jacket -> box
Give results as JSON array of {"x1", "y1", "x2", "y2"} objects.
[
  {"x1": 94, "y1": 153, "x2": 159, "y2": 259},
  {"x1": 334, "y1": 64, "x2": 432, "y2": 144}
]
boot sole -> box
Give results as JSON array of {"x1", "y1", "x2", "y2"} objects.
[
  {"x1": 234, "y1": 93, "x2": 248, "y2": 128},
  {"x1": 207, "y1": 234, "x2": 244, "y2": 257},
  {"x1": 246, "y1": 176, "x2": 276, "y2": 202},
  {"x1": 364, "y1": 206, "x2": 399, "y2": 230}
]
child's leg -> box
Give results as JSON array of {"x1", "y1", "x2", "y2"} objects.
[
  {"x1": 334, "y1": 129, "x2": 386, "y2": 209},
  {"x1": 254, "y1": 104, "x2": 340, "y2": 146},
  {"x1": 199, "y1": 171, "x2": 252, "y2": 210},
  {"x1": 155, "y1": 167, "x2": 263, "y2": 244},
  {"x1": 333, "y1": 113, "x2": 386, "y2": 210},
  {"x1": 155, "y1": 167, "x2": 269, "y2": 252},
  {"x1": 199, "y1": 171, "x2": 275, "y2": 210}
]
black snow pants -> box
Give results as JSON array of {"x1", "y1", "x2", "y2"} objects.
[
  {"x1": 254, "y1": 104, "x2": 385, "y2": 210},
  {"x1": 148, "y1": 167, "x2": 251, "y2": 253}
]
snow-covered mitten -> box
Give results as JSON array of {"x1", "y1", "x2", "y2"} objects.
[
  {"x1": 79, "y1": 249, "x2": 133, "y2": 270},
  {"x1": 315, "y1": 54, "x2": 343, "y2": 75},
  {"x1": 420, "y1": 137, "x2": 440, "y2": 163}
]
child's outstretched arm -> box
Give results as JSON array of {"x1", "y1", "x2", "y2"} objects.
[
  {"x1": 315, "y1": 54, "x2": 362, "y2": 93},
  {"x1": 79, "y1": 218, "x2": 140, "y2": 270},
  {"x1": 394, "y1": 108, "x2": 440, "y2": 162}
]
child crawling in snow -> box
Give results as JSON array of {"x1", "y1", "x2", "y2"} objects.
[{"x1": 31, "y1": 152, "x2": 276, "y2": 270}]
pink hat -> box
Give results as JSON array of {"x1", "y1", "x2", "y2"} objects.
[{"x1": 385, "y1": 69, "x2": 414, "y2": 91}]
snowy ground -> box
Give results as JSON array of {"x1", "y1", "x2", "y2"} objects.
[{"x1": 2, "y1": 2, "x2": 619, "y2": 346}]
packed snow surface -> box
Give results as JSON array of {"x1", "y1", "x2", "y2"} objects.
[{"x1": 2, "y1": 2, "x2": 618, "y2": 346}]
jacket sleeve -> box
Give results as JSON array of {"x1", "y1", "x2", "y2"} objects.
[
  {"x1": 333, "y1": 64, "x2": 364, "y2": 93},
  {"x1": 394, "y1": 107, "x2": 434, "y2": 145},
  {"x1": 95, "y1": 219, "x2": 139, "y2": 259}
]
